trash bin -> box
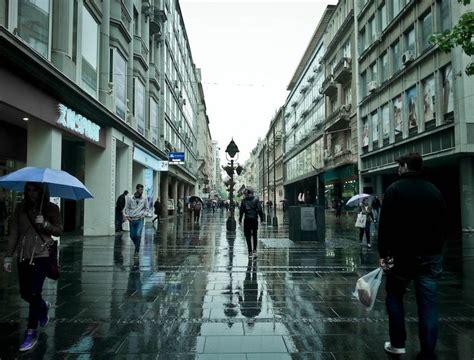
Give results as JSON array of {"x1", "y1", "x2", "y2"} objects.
[{"x1": 288, "y1": 206, "x2": 325, "y2": 241}]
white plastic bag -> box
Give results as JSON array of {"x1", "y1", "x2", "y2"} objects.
[
  {"x1": 353, "y1": 267, "x2": 383, "y2": 311},
  {"x1": 355, "y1": 213, "x2": 367, "y2": 228}
]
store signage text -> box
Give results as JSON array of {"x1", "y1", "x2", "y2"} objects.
[{"x1": 57, "y1": 104, "x2": 100, "y2": 142}]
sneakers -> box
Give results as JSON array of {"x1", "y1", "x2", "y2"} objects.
[
  {"x1": 39, "y1": 301, "x2": 50, "y2": 327},
  {"x1": 367, "y1": 244, "x2": 372, "y2": 249},
  {"x1": 384, "y1": 341, "x2": 406, "y2": 355},
  {"x1": 19, "y1": 329, "x2": 38, "y2": 352}
]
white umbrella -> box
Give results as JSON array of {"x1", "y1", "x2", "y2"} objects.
[{"x1": 346, "y1": 193, "x2": 371, "y2": 207}]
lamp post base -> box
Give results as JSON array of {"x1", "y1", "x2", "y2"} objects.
[{"x1": 226, "y1": 217, "x2": 236, "y2": 232}]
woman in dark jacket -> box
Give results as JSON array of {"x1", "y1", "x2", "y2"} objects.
[
  {"x1": 2, "y1": 182, "x2": 62, "y2": 352},
  {"x1": 358, "y1": 197, "x2": 374, "y2": 248}
]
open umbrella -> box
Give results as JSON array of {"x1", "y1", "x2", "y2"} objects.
[
  {"x1": 0, "y1": 167, "x2": 93, "y2": 200},
  {"x1": 346, "y1": 193, "x2": 371, "y2": 207},
  {"x1": 188, "y1": 195, "x2": 203, "y2": 203}
]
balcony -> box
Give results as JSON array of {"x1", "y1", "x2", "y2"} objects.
[
  {"x1": 320, "y1": 75, "x2": 337, "y2": 97},
  {"x1": 133, "y1": 36, "x2": 149, "y2": 69},
  {"x1": 333, "y1": 57, "x2": 352, "y2": 84},
  {"x1": 150, "y1": 7, "x2": 168, "y2": 37},
  {"x1": 324, "y1": 104, "x2": 351, "y2": 132}
]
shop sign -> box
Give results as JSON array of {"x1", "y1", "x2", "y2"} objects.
[
  {"x1": 133, "y1": 146, "x2": 165, "y2": 172},
  {"x1": 57, "y1": 104, "x2": 101, "y2": 142},
  {"x1": 169, "y1": 152, "x2": 185, "y2": 165}
]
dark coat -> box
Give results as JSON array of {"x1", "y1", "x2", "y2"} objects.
[
  {"x1": 377, "y1": 172, "x2": 447, "y2": 259},
  {"x1": 116, "y1": 194, "x2": 127, "y2": 212},
  {"x1": 239, "y1": 195, "x2": 264, "y2": 222}
]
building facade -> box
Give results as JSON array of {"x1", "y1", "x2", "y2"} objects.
[
  {"x1": 283, "y1": 6, "x2": 335, "y2": 207},
  {"x1": 0, "y1": 0, "x2": 212, "y2": 235},
  {"x1": 355, "y1": 0, "x2": 474, "y2": 236}
]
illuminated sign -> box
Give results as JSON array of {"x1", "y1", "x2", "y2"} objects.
[
  {"x1": 57, "y1": 104, "x2": 100, "y2": 142},
  {"x1": 169, "y1": 152, "x2": 185, "y2": 165}
]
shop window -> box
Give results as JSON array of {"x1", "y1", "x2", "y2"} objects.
[
  {"x1": 0, "y1": 0, "x2": 8, "y2": 27},
  {"x1": 17, "y1": 0, "x2": 51, "y2": 58},
  {"x1": 371, "y1": 111, "x2": 379, "y2": 145},
  {"x1": 81, "y1": 6, "x2": 98, "y2": 97},
  {"x1": 362, "y1": 117, "x2": 369, "y2": 148},
  {"x1": 382, "y1": 103, "x2": 390, "y2": 144},
  {"x1": 393, "y1": 95, "x2": 403, "y2": 139}
]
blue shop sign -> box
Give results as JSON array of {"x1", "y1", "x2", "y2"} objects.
[{"x1": 169, "y1": 152, "x2": 185, "y2": 164}]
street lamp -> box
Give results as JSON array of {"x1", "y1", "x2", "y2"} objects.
[{"x1": 223, "y1": 139, "x2": 243, "y2": 232}]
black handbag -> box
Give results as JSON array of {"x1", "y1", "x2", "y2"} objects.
[{"x1": 26, "y1": 213, "x2": 60, "y2": 280}]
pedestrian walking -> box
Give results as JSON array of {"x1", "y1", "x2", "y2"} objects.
[
  {"x1": 193, "y1": 201, "x2": 202, "y2": 223},
  {"x1": 2, "y1": 182, "x2": 62, "y2": 352},
  {"x1": 115, "y1": 190, "x2": 128, "y2": 232},
  {"x1": 152, "y1": 198, "x2": 161, "y2": 224},
  {"x1": 371, "y1": 195, "x2": 381, "y2": 223},
  {"x1": 358, "y1": 197, "x2": 374, "y2": 248},
  {"x1": 238, "y1": 187, "x2": 264, "y2": 258},
  {"x1": 124, "y1": 184, "x2": 148, "y2": 258},
  {"x1": 378, "y1": 153, "x2": 447, "y2": 359}
]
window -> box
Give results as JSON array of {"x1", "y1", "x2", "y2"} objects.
[
  {"x1": 362, "y1": 118, "x2": 369, "y2": 147},
  {"x1": 111, "y1": 48, "x2": 127, "y2": 120},
  {"x1": 17, "y1": 0, "x2": 51, "y2": 58},
  {"x1": 0, "y1": 0, "x2": 7, "y2": 27},
  {"x1": 371, "y1": 112, "x2": 379, "y2": 143},
  {"x1": 133, "y1": 7, "x2": 139, "y2": 36},
  {"x1": 150, "y1": 98, "x2": 158, "y2": 145},
  {"x1": 381, "y1": 52, "x2": 389, "y2": 82},
  {"x1": 392, "y1": 0, "x2": 400, "y2": 18},
  {"x1": 407, "y1": 86, "x2": 417, "y2": 129},
  {"x1": 405, "y1": 28, "x2": 416, "y2": 54},
  {"x1": 422, "y1": 76, "x2": 435, "y2": 123},
  {"x1": 81, "y1": 6, "x2": 98, "y2": 97},
  {"x1": 343, "y1": 41, "x2": 351, "y2": 58},
  {"x1": 359, "y1": 28, "x2": 366, "y2": 52},
  {"x1": 382, "y1": 104, "x2": 390, "y2": 139},
  {"x1": 421, "y1": 12, "x2": 433, "y2": 51},
  {"x1": 442, "y1": 65, "x2": 453, "y2": 114},
  {"x1": 380, "y1": 3, "x2": 387, "y2": 30},
  {"x1": 393, "y1": 95, "x2": 403, "y2": 135},
  {"x1": 368, "y1": 17, "x2": 376, "y2": 45},
  {"x1": 392, "y1": 41, "x2": 401, "y2": 73},
  {"x1": 369, "y1": 62, "x2": 378, "y2": 82},
  {"x1": 134, "y1": 78, "x2": 145, "y2": 135},
  {"x1": 360, "y1": 71, "x2": 367, "y2": 98},
  {"x1": 440, "y1": 0, "x2": 451, "y2": 32}
]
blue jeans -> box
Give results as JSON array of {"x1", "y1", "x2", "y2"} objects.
[
  {"x1": 385, "y1": 255, "x2": 442, "y2": 360},
  {"x1": 129, "y1": 219, "x2": 144, "y2": 253}
]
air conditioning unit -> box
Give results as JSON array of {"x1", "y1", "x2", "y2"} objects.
[
  {"x1": 402, "y1": 50, "x2": 415, "y2": 65},
  {"x1": 368, "y1": 81, "x2": 378, "y2": 93}
]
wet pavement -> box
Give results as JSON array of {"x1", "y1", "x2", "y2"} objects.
[{"x1": 0, "y1": 210, "x2": 473, "y2": 359}]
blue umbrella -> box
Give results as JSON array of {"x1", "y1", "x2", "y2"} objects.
[{"x1": 0, "y1": 167, "x2": 93, "y2": 200}]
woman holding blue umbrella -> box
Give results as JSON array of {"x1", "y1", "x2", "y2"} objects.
[{"x1": 3, "y1": 182, "x2": 62, "y2": 352}]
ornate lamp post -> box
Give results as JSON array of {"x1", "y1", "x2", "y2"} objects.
[{"x1": 222, "y1": 139, "x2": 243, "y2": 231}]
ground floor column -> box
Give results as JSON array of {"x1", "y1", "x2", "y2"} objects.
[
  {"x1": 178, "y1": 182, "x2": 185, "y2": 201},
  {"x1": 84, "y1": 129, "x2": 115, "y2": 235},
  {"x1": 171, "y1": 177, "x2": 178, "y2": 216},
  {"x1": 460, "y1": 156, "x2": 474, "y2": 256},
  {"x1": 160, "y1": 172, "x2": 168, "y2": 219},
  {"x1": 27, "y1": 120, "x2": 62, "y2": 169}
]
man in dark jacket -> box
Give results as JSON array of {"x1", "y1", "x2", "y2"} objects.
[
  {"x1": 238, "y1": 187, "x2": 264, "y2": 257},
  {"x1": 378, "y1": 153, "x2": 447, "y2": 359},
  {"x1": 115, "y1": 190, "x2": 128, "y2": 232}
]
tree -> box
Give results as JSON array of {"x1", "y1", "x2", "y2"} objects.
[{"x1": 430, "y1": 0, "x2": 474, "y2": 75}]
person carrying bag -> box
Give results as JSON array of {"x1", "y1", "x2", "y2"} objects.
[{"x1": 2, "y1": 182, "x2": 62, "y2": 352}]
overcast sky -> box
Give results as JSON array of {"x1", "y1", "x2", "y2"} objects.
[{"x1": 180, "y1": 0, "x2": 337, "y2": 164}]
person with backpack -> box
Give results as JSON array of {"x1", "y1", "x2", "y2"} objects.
[
  {"x1": 238, "y1": 187, "x2": 264, "y2": 258},
  {"x1": 115, "y1": 190, "x2": 128, "y2": 232},
  {"x1": 152, "y1": 198, "x2": 161, "y2": 224}
]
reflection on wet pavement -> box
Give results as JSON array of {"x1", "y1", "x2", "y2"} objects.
[{"x1": 0, "y1": 210, "x2": 473, "y2": 358}]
